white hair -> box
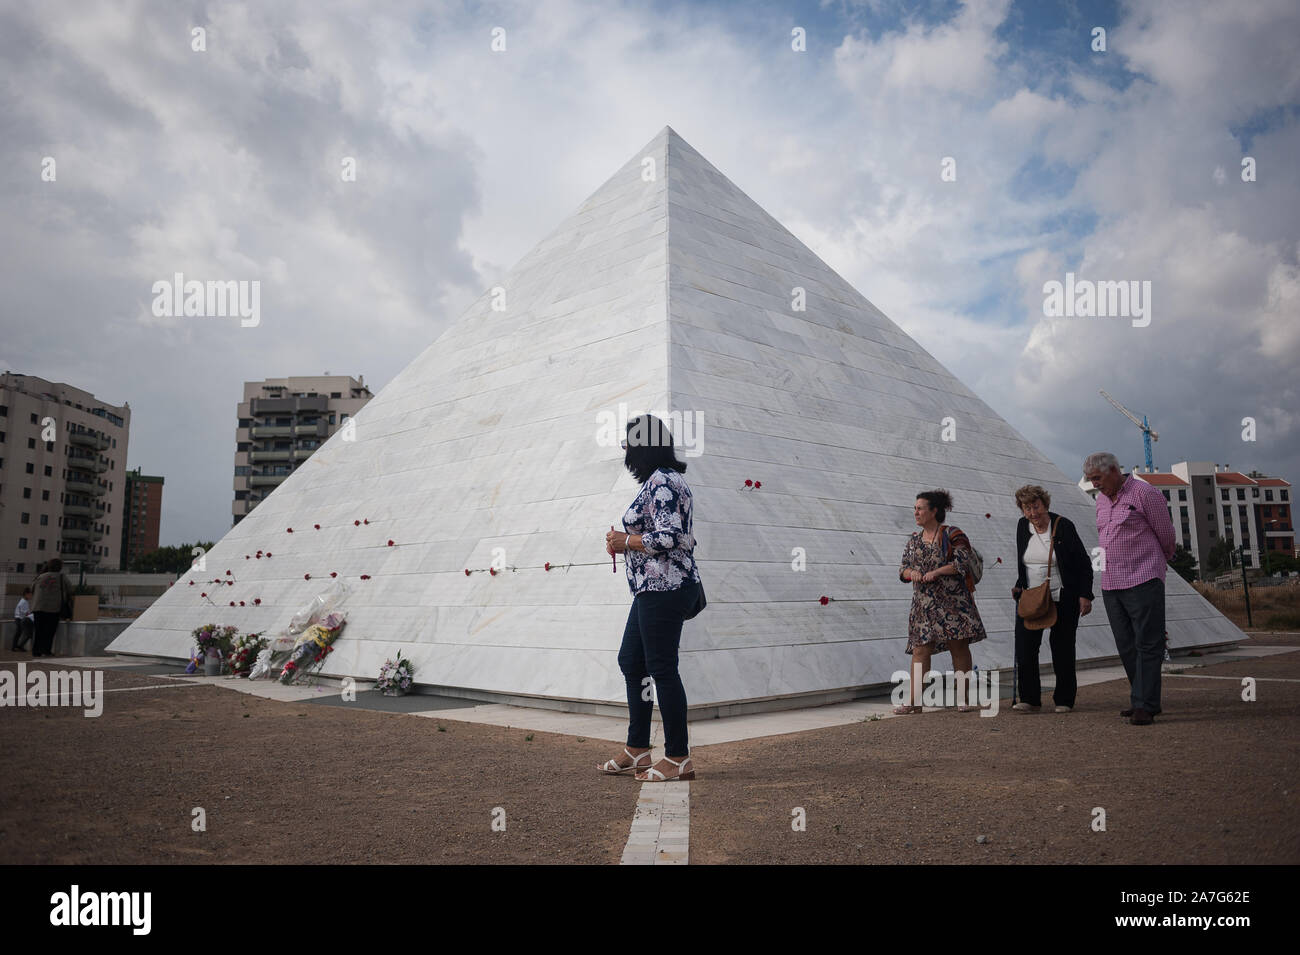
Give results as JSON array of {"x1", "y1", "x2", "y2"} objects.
[{"x1": 1083, "y1": 451, "x2": 1120, "y2": 474}]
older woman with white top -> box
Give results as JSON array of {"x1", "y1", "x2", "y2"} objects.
[{"x1": 1010, "y1": 485, "x2": 1094, "y2": 713}]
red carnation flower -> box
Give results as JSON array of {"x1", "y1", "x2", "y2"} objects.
[
  {"x1": 363, "y1": 519, "x2": 370, "y2": 525},
  {"x1": 354, "y1": 520, "x2": 361, "y2": 526},
  {"x1": 489, "y1": 568, "x2": 498, "y2": 576},
  {"x1": 255, "y1": 554, "x2": 262, "y2": 559},
  {"x1": 188, "y1": 581, "x2": 194, "y2": 586},
  {"x1": 464, "y1": 569, "x2": 471, "y2": 576},
  {"x1": 239, "y1": 601, "x2": 245, "y2": 607},
  {"x1": 754, "y1": 481, "x2": 762, "y2": 489},
  {"x1": 253, "y1": 598, "x2": 261, "y2": 605},
  {"x1": 245, "y1": 555, "x2": 250, "y2": 560},
  {"x1": 744, "y1": 479, "x2": 753, "y2": 487},
  {"x1": 360, "y1": 575, "x2": 370, "y2": 580},
  {"x1": 387, "y1": 539, "x2": 394, "y2": 546},
  {"x1": 819, "y1": 596, "x2": 830, "y2": 606},
  {"x1": 230, "y1": 601, "x2": 235, "y2": 606},
  {"x1": 995, "y1": 557, "x2": 1003, "y2": 564},
  {"x1": 266, "y1": 552, "x2": 272, "y2": 557},
  {"x1": 329, "y1": 572, "x2": 337, "y2": 578},
  {"x1": 544, "y1": 562, "x2": 551, "y2": 571},
  {"x1": 985, "y1": 513, "x2": 991, "y2": 519},
  {"x1": 287, "y1": 528, "x2": 293, "y2": 533},
  {"x1": 304, "y1": 573, "x2": 311, "y2": 580},
  {"x1": 314, "y1": 524, "x2": 320, "y2": 530},
  {"x1": 225, "y1": 570, "x2": 231, "y2": 575}
]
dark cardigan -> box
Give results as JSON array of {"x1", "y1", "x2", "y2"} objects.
[{"x1": 1013, "y1": 512, "x2": 1094, "y2": 601}]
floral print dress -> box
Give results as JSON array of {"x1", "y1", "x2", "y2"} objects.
[
  {"x1": 622, "y1": 468, "x2": 701, "y2": 595},
  {"x1": 898, "y1": 526, "x2": 987, "y2": 654}
]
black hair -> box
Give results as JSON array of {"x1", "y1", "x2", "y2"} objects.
[
  {"x1": 624, "y1": 414, "x2": 687, "y2": 484},
  {"x1": 45, "y1": 558, "x2": 63, "y2": 572},
  {"x1": 22, "y1": 587, "x2": 32, "y2": 595},
  {"x1": 916, "y1": 489, "x2": 953, "y2": 523}
]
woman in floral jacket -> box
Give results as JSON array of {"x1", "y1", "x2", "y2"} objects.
[
  {"x1": 896, "y1": 489, "x2": 987, "y2": 713},
  {"x1": 599, "y1": 414, "x2": 703, "y2": 782}
]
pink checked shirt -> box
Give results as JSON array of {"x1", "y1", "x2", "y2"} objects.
[{"x1": 1095, "y1": 474, "x2": 1176, "y2": 590}]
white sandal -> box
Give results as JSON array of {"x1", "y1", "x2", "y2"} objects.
[
  {"x1": 637, "y1": 755, "x2": 695, "y2": 782},
  {"x1": 598, "y1": 747, "x2": 653, "y2": 775}
]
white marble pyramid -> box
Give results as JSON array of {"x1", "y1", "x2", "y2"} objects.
[{"x1": 109, "y1": 127, "x2": 1244, "y2": 711}]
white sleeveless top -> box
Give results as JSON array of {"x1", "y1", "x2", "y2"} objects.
[{"x1": 1023, "y1": 526, "x2": 1061, "y2": 600}]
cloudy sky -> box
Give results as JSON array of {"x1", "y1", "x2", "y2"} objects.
[{"x1": 2, "y1": 0, "x2": 1297, "y2": 547}]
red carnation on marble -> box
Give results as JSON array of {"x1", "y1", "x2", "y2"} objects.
[
  {"x1": 304, "y1": 573, "x2": 311, "y2": 580},
  {"x1": 200, "y1": 592, "x2": 207, "y2": 597},
  {"x1": 239, "y1": 601, "x2": 245, "y2": 606},
  {"x1": 360, "y1": 575, "x2": 371, "y2": 580},
  {"x1": 329, "y1": 572, "x2": 337, "y2": 578},
  {"x1": 354, "y1": 520, "x2": 361, "y2": 526},
  {"x1": 364, "y1": 519, "x2": 370, "y2": 525},
  {"x1": 544, "y1": 562, "x2": 551, "y2": 571},
  {"x1": 314, "y1": 524, "x2": 321, "y2": 530},
  {"x1": 387, "y1": 539, "x2": 394, "y2": 546},
  {"x1": 744, "y1": 479, "x2": 753, "y2": 487},
  {"x1": 464, "y1": 569, "x2": 471, "y2": 576},
  {"x1": 253, "y1": 598, "x2": 261, "y2": 606},
  {"x1": 754, "y1": 481, "x2": 762, "y2": 489},
  {"x1": 287, "y1": 528, "x2": 293, "y2": 533},
  {"x1": 489, "y1": 568, "x2": 498, "y2": 576},
  {"x1": 819, "y1": 596, "x2": 830, "y2": 606}
]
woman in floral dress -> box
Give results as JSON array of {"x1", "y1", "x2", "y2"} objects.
[{"x1": 896, "y1": 489, "x2": 987, "y2": 713}]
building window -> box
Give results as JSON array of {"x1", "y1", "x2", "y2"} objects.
[
  {"x1": 1265, "y1": 489, "x2": 1274, "y2": 501},
  {"x1": 30, "y1": 413, "x2": 38, "y2": 424},
  {"x1": 1283, "y1": 490, "x2": 1290, "y2": 502},
  {"x1": 330, "y1": 392, "x2": 341, "y2": 398},
  {"x1": 25, "y1": 462, "x2": 33, "y2": 473},
  {"x1": 22, "y1": 487, "x2": 31, "y2": 498},
  {"x1": 37, "y1": 539, "x2": 45, "y2": 550},
  {"x1": 41, "y1": 490, "x2": 49, "y2": 500},
  {"x1": 21, "y1": 512, "x2": 29, "y2": 523},
  {"x1": 18, "y1": 537, "x2": 27, "y2": 549},
  {"x1": 329, "y1": 414, "x2": 336, "y2": 425},
  {"x1": 43, "y1": 465, "x2": 52, "y2": 476},
  {"x1": 1238, "y1": 489, "x2": 1246, "y2": 500},
  {"x1": 1178, "y1": 489, "x2": 1186, "y2": 501},
  {"x1": 1162, "y1": 490, "x2": 1170, "y2": 500},
  {"x1": 40, "y1": 514, "x2": 47, "y2": 525}
]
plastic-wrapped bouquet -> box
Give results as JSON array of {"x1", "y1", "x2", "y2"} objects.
[
  {"x1": 228, "y1": 632, "x2": 268, "y2": 676},
  {"x1": 376, "y1": 651, "x2": 414, "y2": 696},
  {"x1": 278, "y1": 613, "x2": 346, "y2": 685}
]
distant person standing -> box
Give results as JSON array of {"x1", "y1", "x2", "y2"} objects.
[
  {"x1": 30, "y1": 558, "x2": 72, "y2": 658},
  {"x1": 12, "y1": 587, "x2": 35, "y2": 651},
  {"x1": 1084, "y1": 452, "x2": 1175, "y2": 725}
]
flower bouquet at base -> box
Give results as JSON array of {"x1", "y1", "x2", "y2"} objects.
[
  {"x1": 189, "y1": 624, "x2": 239, "y2": 675},
  {"x1": 375, "y1": 651, "x2": 414, "y2": 696},
  {"x1": 278, "y1": 611, "x2": 346, "y2": 685},
  {"x1": 228, "y1": 632, "x2": 268, "y2": 677}
]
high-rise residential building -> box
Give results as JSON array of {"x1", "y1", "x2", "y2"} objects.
[
  {"x1": 1079, "y1": 460, "x2": 1295, "y2": 576},
  {"x1": 121, "y1": 468, "x2": 164, "y2": 569},
  {"x1": 0, "y1": 372, "x2": 130, "y2": 574},
  {"x1": 233, "y1": 374, "x2": 373, "y2": 525}
]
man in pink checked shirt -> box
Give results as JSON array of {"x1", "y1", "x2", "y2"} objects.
[{"x1": 1084, "y1": 451, "x2": 1177, "y2": 726}]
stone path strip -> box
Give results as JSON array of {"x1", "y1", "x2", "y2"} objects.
[{"x1": 620, "y1": 781, "x2": 690, "y2": 865}]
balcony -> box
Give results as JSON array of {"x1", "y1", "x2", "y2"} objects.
[
  {"x1": 250, "y1": 395, "x2": 329, "y2": 416},
  {"x1": 62, "y1": 527, "x2": 90, "y2": 541},
  {"x1": 250, "y1": 425, "x2": 294, "y2": 438},
  {"x1": 249, "y1": 449, "x2": 291, "y2": 463},
  {"x1": 63, "y1": 502, "x2": 93, "y2": 518},
  {"x1": 250, "y1": 474, "x2": 289, "y2": 487},
  {"x1": 69, "y1": 430, "x2": 110, "y2": 450},
  {"x1": 66, "y1": 477, "x2": 96, "y2": 495},
  {"x1": 295, "y1": 422, "x2": 327, "y2": 436}
]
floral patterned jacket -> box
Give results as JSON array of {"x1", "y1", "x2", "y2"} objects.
[{"x1": 621, "y1": 468, "x2": 701, "y2": 595}]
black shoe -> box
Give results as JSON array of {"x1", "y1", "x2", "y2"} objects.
[
  {"x1": 1129, "y1": 708, "x2": 1155, "y2": 725},
  {"x1": 1120, "y1": 707, "x2": 1162, "y2": 717}
]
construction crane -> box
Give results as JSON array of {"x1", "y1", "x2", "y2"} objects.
[{"x1": 1100, "y1": 390, "x2": 1158, "y2": 471}]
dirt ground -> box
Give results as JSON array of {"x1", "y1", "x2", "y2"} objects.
[{"x1": 2, "y1": 639, "x2": 1297, "y2": 865}]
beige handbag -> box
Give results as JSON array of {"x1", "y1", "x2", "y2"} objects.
[{"x1": 1018, "y1": 518, "x2": 1058, "y2": 630}]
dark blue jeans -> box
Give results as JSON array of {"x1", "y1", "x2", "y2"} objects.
[
  {"x1": 1102, "y1": 577, "x2": 1166, "y2": 713},
  {"x1": 618, "y1": 581, "x2": 699, "y2": 759}
]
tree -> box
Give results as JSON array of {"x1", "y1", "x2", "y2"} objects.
[
  {"x1": 1203, "y1": 538, "x2": 1233, "y2": 576},
  {"x1": 1169, "y1": 544, "x2": 1198, "y2": 583},
  {"x1": 130, "y1": 542, "x2": 215, "y2": 575}
]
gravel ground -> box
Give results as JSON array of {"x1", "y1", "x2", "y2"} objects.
[{"x1": 2, "y1": 642, "x2": 1297, "y2": 865}]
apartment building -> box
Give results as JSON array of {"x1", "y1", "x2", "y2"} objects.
[
  {"x1": 121, "y1": 468, "x2": 164, "y2": 569},
  {"x1": 0, "y1": 372, "x2": 130, "y2": 573},
  {"x1": 232, "y1": 375, "x2": 373, "y2": 525}
]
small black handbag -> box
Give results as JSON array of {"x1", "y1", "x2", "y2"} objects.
[{"x1": 682, "y1": 580, "x2": 707, "y2": 620}]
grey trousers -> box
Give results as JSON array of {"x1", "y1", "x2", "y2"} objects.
[{"x1": 1102, "y1": 577, "x2": 1166, "y2": 713}]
